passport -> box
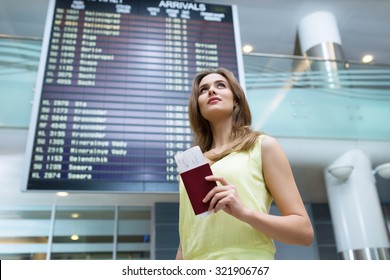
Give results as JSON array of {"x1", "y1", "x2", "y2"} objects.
[{"x1": 174, "y1": 146, "x2": 216, "y2": 217}]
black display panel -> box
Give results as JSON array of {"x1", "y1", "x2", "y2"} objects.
[{"x1": 23, "y1": 0, "x2": 244, "y2": 192}]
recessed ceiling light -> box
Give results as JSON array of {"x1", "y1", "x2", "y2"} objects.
[
  {"x1": 70, "y1": 234, "x2": 79, "y2": 241},
  {"x1": 56, "y1": 192, "x2": 69, "y2": 197},
  {"x1": 361, "y1": 54, "x2": 374, "y2": 63},
  {"x1": 71, "y1": 213, "x2": 79, "y2": 219},
  {"x1": 242, "y1": 44, "x2": 254, "y2": 53}
]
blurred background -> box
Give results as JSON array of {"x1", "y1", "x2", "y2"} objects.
[{"x1": 0, "y1": 0, "x2": 389, "y2": 260}]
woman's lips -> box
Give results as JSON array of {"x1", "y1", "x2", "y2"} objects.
[{"x1": 207, "y1": 97, "x2": 221, "y2": 104}]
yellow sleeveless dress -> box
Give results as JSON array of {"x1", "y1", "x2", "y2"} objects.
[{"x1": 179, "y1": 135, "x2": 275, "y2": 259}]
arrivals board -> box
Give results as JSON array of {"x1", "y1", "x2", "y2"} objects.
[{"x1": 23, "y1": 0, "x2": 244, "y2": 192}]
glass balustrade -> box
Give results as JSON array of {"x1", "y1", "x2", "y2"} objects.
[
  {"x1": 1, "y1": 37, "x2": 389, "y2": 142},
  {"x1": 244, "y1": 54, "x2": 390, "y2": 141}
]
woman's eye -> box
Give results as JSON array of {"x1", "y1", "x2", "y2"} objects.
[
  {"x1": 217, "y1": 83, "x2": 226, "y2": 88},
  {"x1": 200, "y1": 88, "x2": 208, "y2": 94}
]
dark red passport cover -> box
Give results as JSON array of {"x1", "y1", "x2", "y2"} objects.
[{"x1": 180, "y1": 163, "x2": 216, "y2": 216}]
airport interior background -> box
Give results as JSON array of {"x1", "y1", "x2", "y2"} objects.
[{"x1": 0, "y1": 0, "x2": 390, "y2": 260}]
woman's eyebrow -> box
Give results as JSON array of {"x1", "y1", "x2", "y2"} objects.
[{"x1": 199, "y1": 79, "x2": 226, "y2": 87}]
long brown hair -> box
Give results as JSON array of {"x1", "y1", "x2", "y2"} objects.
[{"x1": 188, "y1": 68, "x2": 262, "y2": 161}]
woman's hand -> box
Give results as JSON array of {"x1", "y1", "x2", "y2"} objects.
[{"x1": 203, "y1": 175, "x2": 247, "y2": 219}]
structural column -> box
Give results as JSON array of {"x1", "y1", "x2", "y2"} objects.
[
  {"x1": 324, "y1": 149, "x2": 390, "y2": 259},
  {"x1": 298, "y1": 11, "x2": 345, "y2": 88}
]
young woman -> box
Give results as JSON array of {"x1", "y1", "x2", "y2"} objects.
[{"x1": 176, "y1": 68, "x2": 314, "y2": 260}]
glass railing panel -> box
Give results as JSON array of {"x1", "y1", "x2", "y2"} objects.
[
  {"x1": 0, "y1": 37, "x2": 40, "y2": 128},
  {"x1": 244, "y1": 54, "x2": 390, "y2": 141},
  {"x1": 0, "y1": 206, "x2": 51, "y2": 260},
  {"x1": 51, "y1": 206, "x2": 115, "y2": 260},
  {"x1": 116, "y1": 206, "x2": 151, "y2": 260},
  {"x1": 1, "y1": 37, "x2": 389, "y2": 141}
]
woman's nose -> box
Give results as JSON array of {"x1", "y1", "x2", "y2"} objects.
[{"x1": 208, "y1": 87, "x2": 216, "y2": 96}]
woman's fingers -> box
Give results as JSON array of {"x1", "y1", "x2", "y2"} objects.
[
  {"x1": 202, "y1": 175, "x2": 230, "y2": 203},
  {"x1": 207, "y1": 187, "x2": 225, "y2": 210},
  {"x1": 210, "y1": 189, "x2": 235, "y2": 212},
  {"x1": 205, "y1": 175, "x2": 229, "y2": 185},
  {"x1": 202, "y1": 185, "x2": 227, "y2": 203},
  {"x1": 202, "y1": 175, "x2": 243, "y2": 215}
]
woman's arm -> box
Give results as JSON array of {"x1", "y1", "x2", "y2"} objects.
[
  {"x1": 204, "y1": 135, "x2": 314, "y2": 246},
  {"x1": 254, "y1": 135, "x2": 314, "y2": 245},
  {"x1": 176, "y1": 244, "x2": 183, "y2": 260}
]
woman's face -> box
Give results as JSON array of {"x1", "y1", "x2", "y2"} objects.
[{"x1": 197, "y1": 73, "x2": 235, "y2": 122}]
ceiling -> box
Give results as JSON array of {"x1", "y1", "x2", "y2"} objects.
[
  {"x1": 1, "y1": 0, "x2": 390, "y2": 65},
  {"x1": 201, "y1": 0, "x2": 390, "y2": 65}
]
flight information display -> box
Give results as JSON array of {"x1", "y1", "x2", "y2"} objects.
[{"x1": 23, "y1": 0, "x2": 244, "y2": 192}]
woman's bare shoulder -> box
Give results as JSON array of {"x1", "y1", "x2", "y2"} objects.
[
  {"x1": 260, "y1": 135, "x2": 289, "y2": 163},
  {"x1": 260, "y1": 134, "x2": 280, "y2": 150}
]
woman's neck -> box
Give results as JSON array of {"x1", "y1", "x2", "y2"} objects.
[{"x1": 209, "y1": 118, "x2": 232, "y2": 150}]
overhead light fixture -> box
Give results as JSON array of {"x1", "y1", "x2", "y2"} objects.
[
  {"x1": 373, "y1": 163, "x2": 390, "y2": 179},
  {"x1": 56, "y1": 192, "x2": 69, "y2": 197},
  {"x1": 70, "y1": 234, "x2": 79, "y2": 241},
  {"x1": 329, "y1": 162, "x2": 390, "y2": 181},
  {"x1": 328, "y1": 165, "x2": 354, "y2": 180},
  {"x1": 71, "y1": 213, "x2": 80, "y2": 219},
  {"x1": 361, "y1": 54, "x2": 374, "y2": 63},
  {"x1": 242, "y1": 44, "x2": 254, "y2": 53}
]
